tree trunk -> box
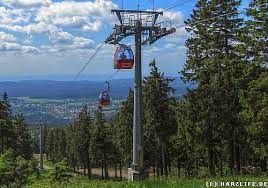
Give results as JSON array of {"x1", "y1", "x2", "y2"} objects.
[
  {"x1": 260, "y1": 158, "x2": 267, "y2": 172},
  {"x1": 229, "y1": 126, "x2": 235, "y2": 175},
  {"x1": 119, "y1": 161, "x2": 122, "y2": 181},
  {"x1": 101, "y1": 161, "x2": 104, "y2": 179},
  {"x1": 87, "y1": 157, "x2": 91, "y2": 179},
  {"x1": 219, "y1": 154, "x2": 223, "y2": 176},
  {"x1": 161, "y1": 143, "x2": 166, "y2": 176},
  {"x1": 153, "y1": 165, "x2": 156, "y2": 178},
  {"x1": 167, "y1": 152, "x2": 171, "y2": 176},
  {"x1": 235, "y1": 144, "x2": 241, "y2": 173},
  {"x1": 156, "y1": 159, "x2": 159, "y2": 177},
  {"x1": 160, "y1": 159, "x2": 163, "y2": 176},
  {"x1": 104, "y1": 159, "x2": 108, "y2": 179},
  {"x1": 153, "y1": 152, "x2": 156, "y2": 178},
  {"x1": 207, "y1": 118, "x2": 215, "y2": 176},
  {"x1": 114, "y1": 162, "x2": 118, "y2": 179},
  {"x1": 177, "y1": 157, "x2": 180, "y2": 177},
  {"x1": 208, "y1": 147, "x2": 215, "y2": 176},
  {"x1": 1, "y1": 127, "x2": 4, "y2": 154},
  {"x1": 83, "y1": 164, "x2": 86, "y2": 175}
]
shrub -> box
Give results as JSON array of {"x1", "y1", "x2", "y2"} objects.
[
  {"x1": 0, "y1": 149, "x2": 38, "y2": 187},
  {"x1": 50, "y1": 160, "x2": 72, "y2": 182},
  {"x1": 0, "y1": 149, "x2": 16, "y2": 187}
]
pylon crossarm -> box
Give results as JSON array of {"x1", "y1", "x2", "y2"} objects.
[
  {"x1": 142, "y1": 27, "x2": 176, "y2": 45},
  {"x1": 105, "y1": 32, "x2": 135, "y2": 44}
]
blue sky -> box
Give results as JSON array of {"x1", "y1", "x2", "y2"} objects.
[{"x1": 0, "y1": 0, "x2": 250, "y2": 81}]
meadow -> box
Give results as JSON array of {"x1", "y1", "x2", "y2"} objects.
[{"x1": 25, "y1": 171, "x2": 268, "y2": 188}]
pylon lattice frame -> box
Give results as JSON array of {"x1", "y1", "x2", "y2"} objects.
[{"x1": 105, "y1": 9, "x2": 176, "y2": 45}]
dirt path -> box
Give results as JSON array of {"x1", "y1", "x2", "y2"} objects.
[{"x1": 76, "y1": 168, "x2": 128, "y2": 179}]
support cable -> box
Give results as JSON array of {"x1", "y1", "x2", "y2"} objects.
[
  {"x1": 73, "y1": 41, "x2": 106, "y2": 80},
  {"x1": 163, "y1": 0, "x2": 193, "y2": 12},
  {"x1": 175, "y1": 11, "x2": 241, "y2": 30},
  {"x1": 106, "y1": 69, "x2": 120, "y2": 81}
]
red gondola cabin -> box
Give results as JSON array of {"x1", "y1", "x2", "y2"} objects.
[
  {"x1": 99, "y1": 91, "x2": 110, "y2": 106},
  {"x1": 114, "y1": 45, "x2": 134, "y2": 69}
]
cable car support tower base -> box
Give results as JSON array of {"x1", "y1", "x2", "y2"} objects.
[{"x1": 105, "y1": 9, "x2": 176, "y2": 181}]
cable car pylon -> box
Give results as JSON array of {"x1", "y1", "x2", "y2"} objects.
[{"x1": 105, "y1": 9, "x2": 176, "y2": 181}]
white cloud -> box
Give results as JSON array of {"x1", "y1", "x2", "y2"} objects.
[
  {"x1": 36, "y1": 0, "x2": 118, "y2": 31},
  {"x1": 0, "y1": 22, "x2": 59, "y2": 35},
  {"x1": 49, "y1": 31, "x2": 94, "y2": 46},
  {"x1": 162, "y1": 10, "x2": 184, "y2": 26},
  {"x1": 0, "y1": 31, "x2": 16, "y2": 42},
  {"x1": 140, "y1": 9, "x2": 187, "y2": 46},
  {"x1": 23, "y1": 22, "x2": 58, "y2": 34},
  {"x1": 0, "y1": 42, "x2": 39, "y2": 53},
  {"x1": 160, "y1": 26, "x2": 188, "y2": 50},
  {"x1": 0, "y1": 1, "x2": 188, "y2": 76},
  {"x1": 2, "y1": 0, "x2": 51, "y2": 9},
  {"x1": 164, "y1": 43, "x2": 177, "y2": 49},
  {"x1": 0, "y1": 6, "x2": 30, "y2": 25},
  {"x1": 145, "y1": 46, "x2": 161, "y2": 54},
  {"x1": 39, "y1": 31, "x2": 95, "y2": 54},
  {"x1": 0, "y1": 0, "x2": 118, "y2": 35},
  {"x1": 165, "y1": 27, "x2": 188, "y2": 43}
]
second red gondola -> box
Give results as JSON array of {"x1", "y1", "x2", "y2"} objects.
[{"x1": 99, "y1": 91, "x2": 110, "y2": 106}]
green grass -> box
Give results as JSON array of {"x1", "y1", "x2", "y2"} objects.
[
  {"x1": 26, "y1": 176, "x2": 203, "y2": 188},
  {"x1": 25, "y1": 160, "x2": 268, "y2": 188},
  {"x1": 25, "y1": 174, "x2": 268, "y2": 188}
]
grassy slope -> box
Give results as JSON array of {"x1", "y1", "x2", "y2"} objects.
[
  {"x1": 26, "y1": 158, "x2": 267, "y2": 188},
  {"x1": 25, "y1": 173, "x2": 268, "y2": 188}
]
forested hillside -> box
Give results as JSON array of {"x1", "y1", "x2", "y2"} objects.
[
  {"x1": 0, "y1": 0, "x2": 267, "y2": 187},
  {"x1": 0, "y1": 78, "x2": 188, "y2": 99}
]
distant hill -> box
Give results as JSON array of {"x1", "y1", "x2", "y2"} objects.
[{"x1": 0, "y1": 78, "x2": 191, "y2": 99}]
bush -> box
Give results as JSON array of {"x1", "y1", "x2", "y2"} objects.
[
  {"x1": 0, "y1": 149, "x2": 38, "y2": 187},
  {"x1": 50, "y1": 160, "x2": 72, "y2": 182}
]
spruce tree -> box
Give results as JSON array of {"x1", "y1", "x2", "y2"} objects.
[
  {"x1": 182, "y1": 0, "x2": 244, "y2": 175},
  {"x1": 143, "y1": 60, "x2": 176, "y2": 176},
  {"x1": 75, "y1": 106, "x2": 92, "y2": 178},
  {"x1": 238, "y1": 0, "x2": 268, "y2": 172},
  {"x1": 90, "y1": 109, "x2": 107, "y2": 179},
  {"x1": 0, "y1": 93, "x2": 14, "y2": 155},
  {"x1": 13, "y1": 114, "x2": 32, "y2": 159},
  {"x1": 115, "y1": 89, "x2": 133, "y2": 166}
]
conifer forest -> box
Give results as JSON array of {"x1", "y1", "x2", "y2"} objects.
[{"x1": 0, "y1": 0, "x2": 267, "y2": 187}]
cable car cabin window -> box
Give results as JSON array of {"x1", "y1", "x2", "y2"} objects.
[
  {"x1": 127, "y1": 49, "x2": 134, "y2": 59},
  {"x1": 116, "y1": 51, "x2": 133, "y2": 60},
  {"x1": 99, "y1": 92, "x2": 110, "y2": 100}
]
